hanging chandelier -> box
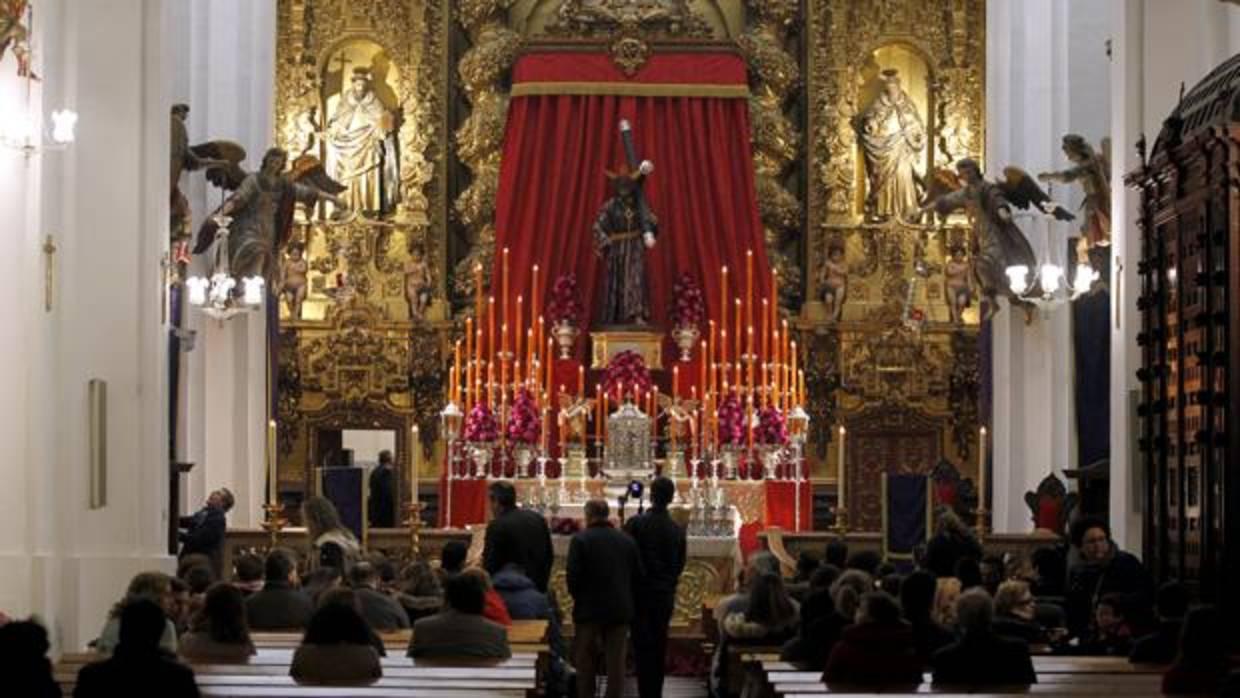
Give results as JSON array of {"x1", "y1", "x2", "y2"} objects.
[
  {"x1": 1004, "y1": 205, "x2": 1100, "y2": 309},
  {"x1": 0, "y1": 3, "x2": 78, "y2": 156},
  {"x1": 185, "y1": 215, "x2": 265, "y2": 321}
]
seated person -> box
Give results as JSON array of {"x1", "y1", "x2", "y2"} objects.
[
  {"x1": 1162, "y1": 606, "x2": 1230, "y2": 695},
  {"x1": 933, "y1": 577, "x2": 963, "y2": 627},
  {"x1": 1129, "y1": 580, "x2": 1188, "y2": 664},
  {"x1": 436, "y1": 540, "x2": 468, "y2": 586},
  {"x1": 823, "y1": 591, "x2": 922, "y2": 686},
  {"x1": 393, "y1": 559, "x2": 443, "y2": 623},
  {"x1": 0, "y1": 618, "x2": 60, "y2": 698},
  {"x1": 408, "y1": 571, "x2": 511, "y2": 660},
  {"x1": 1080, "y1": 593, "x2": 1135, "y2": 656},
  {"x1": 94, "y1": 572, "x2": 178, "y2": 655},
  {"x1": 993, "y1": 579, "x2": 1056, "y2": 645},
  {"x1": 178, "y1": 583, "x2": 256, "y2": 663},
  {"x1": 780, "y1": 587, "x2": 845, "y2": 671},
  {"x1": 232, "y1": 553, "x2": 265, "y2": 597},
  {"x1": 168, "y1": 578, "x2": 192, "y2": 635},
  {"x1": 348, "y1": 561, "x2": 410, "y2": 631},
  {"x1": 245, "y1": 548, "x2": 314, "y2": 630},
  {"x1": 317, "y1": 588, "x2": 387, "y2": 657},
  {"x1": 931, "y1": 588, "x2": 1037, "y2": 685},
  {"x1": 462, "y1": 567, "x2": 512, "y2": 627},
  {"x1": 492, "y1": 562, "x2": 568, "y2": 689},
  {"x1": 290, "y1": 602, "x2": 382, "y2": 685},
  {"x1": 75, "y1": 600, "x2": 199, "y2": 697},
  {"x1": 901, "y1": 570, "x2": 955, "y2": 663},
  {"x1": 301, "y1": 566, "x2": 343, "y2": 606},
  {"x1": 829, "y1": 568, "x2": 873, "y2": 622},
  {"x1": 1065, "y1": 517, "x2": 1153, "y2": 638},
  {"x1": 721, "y1": 572, "x2": 800, "y2": 643}
]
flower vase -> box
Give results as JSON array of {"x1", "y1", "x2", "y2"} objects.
[
  {"x1": 757, "y1": 444, "x2": 783, "y2": 480},
  {"x1": 719, "y1": 445, "x2": 742, "y2": 480},
  {"x1": 552, "y1": 320, "x2": 579, "y2": 359},
  {"x1": 671, "y1": 324, "x2": 700, "y2": 362},
  {"x1": 512, "y1": 444, "x2": 536, "y2": 478},
  {"x1": 467, "y1": 442, "x2": 495, "y2": 477}
]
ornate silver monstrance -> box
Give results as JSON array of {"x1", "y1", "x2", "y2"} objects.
[{"x1": 605, "y1": 400, "x2": 653, "y2": 480}]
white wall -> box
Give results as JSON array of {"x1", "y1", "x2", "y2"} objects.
[
  {"x1": 0, "y1": 0, "x2": 172, "y2": 651},
  {"x1": 986, "y1": 0, "x2": 1110, "y2": 533}
]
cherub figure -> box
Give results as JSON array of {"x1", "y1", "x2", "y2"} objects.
[
  {"x1": 404, "y1": 245, "x2": 434, "y2": 320},
  {"x1": 281, "y1": 242, "x2": 309, "y2": 320},
  {"x1": 943, "y1": 244, "x2": 973, "y2": 324},
  {"x1": 818, "y1": 243, "x2": 848, "y2": 323}
]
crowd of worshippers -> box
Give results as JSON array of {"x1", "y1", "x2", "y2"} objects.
[
  {"x1": 3, "y1": 487, "x2": 1237, "y2": 697},
  {"x1": 1, "y1": 478, "x2": 688, "y2": 698},
  {"x1": 711, "y1": 512, "x2": 1236, "y2": 696}
]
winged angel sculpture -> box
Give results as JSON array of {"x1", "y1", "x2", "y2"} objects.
[
  {"x1": 916, "y1": 158, "x2": 1073, "y2": 321},
  {"x1": 0, "y1": 0, "x2": 34, "y2": 78},
  {"x1": 191, "y1": 148, "x2": 348, "y2": 281}
]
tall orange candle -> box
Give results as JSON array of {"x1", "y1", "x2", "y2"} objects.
[
  {"x1": 745, "y1": 249, "x2": 754, "y2": 332},
  {"x1": 673, "y1": 365, "x2": 680, "y2": 401},
  {"x1": 734, "y1": 299, "x2": 742, "y2": 361},
  {"x1": 720, "y1": 329, "x2": 728, "y2": 370},
  {"x1": 790, "y1": 340, "x2": 798, "y2": 406},
  {"x1": 501, "y1": 247, "x2": 510, "y2": 331},
  {"x1": 465, "y1": 317, "x2": 474, "y2": 400},
  {"x1": 545, "y1": 338, "x2": 554, "y2": 398},
  {"x1": 720, "y1": 265, "x2": 728, "y2": 344},
  {"x1": 537, "y1": 316, "x2": 545, "y2": 363},
  {"x1": 473, "y1": 263, "x2": 484, "y2": 331},
  {"x1": 699, "y1": 340, "x2": 707, "y2": 400},
  {"x1": 453, "y1": 340, "x2": 462, "y2": 404},
  {"x1": 761, "y1": 298, "x2": 769, "y2": 361},
  {"x1": 577, "y1": 366, "x2": 585, "y2": 399},
  {"x1": 530, "y1": 264, "x2": 539, "y2": 325},
  {"x1": 501, "y1": 323, "x2": 509, "y2": 368},
  {"x1": 515, "y1": 295, "x2": 523, "y2": 360},
  {"x1": 487, "y1": 296, "x2": 495, "y2": 361}
]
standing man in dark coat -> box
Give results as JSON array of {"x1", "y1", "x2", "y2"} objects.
[
  {"x1": 367, "y1": 450, "x2": 396, "y2": 528},
  {"x1": 623, "y1": 476, "x2": 686, "y2": 698},
  {"x1": 568, "y1": 499, "x2": 644, "y2": 698},
  {"x1": 178, "y1": 487, "x2": 234, "y2": 577},
  {"x1": 482, "y1": 480, "x2": 554, "y2": 593}
]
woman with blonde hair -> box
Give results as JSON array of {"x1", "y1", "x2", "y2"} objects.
[
  {"x1": 93, "y1": 572, "x2": 179, "y2": 655},
  {"x1": 933, "y1": 577, "x2": 963, "y2": 627},
  {"x1": 301, "y1": 495, "x2": 361, "y2": 571}
]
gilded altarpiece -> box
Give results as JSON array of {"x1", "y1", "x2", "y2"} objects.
[
  {"x1": 273, "y1": 0, "x2": 451, "y2": 506},
  {"x1": 803, "y1": 0, "x2": 986, "y2": 528}
]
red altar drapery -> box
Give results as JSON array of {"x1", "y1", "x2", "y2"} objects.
[{"x1": 493, "y1": 51, "x2": 772, "y2": 365}]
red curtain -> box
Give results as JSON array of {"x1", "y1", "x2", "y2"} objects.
[{"x1": 494, "y1": 52, "x2": 772, "y2": 363}]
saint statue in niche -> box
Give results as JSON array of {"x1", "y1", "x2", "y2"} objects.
[
  {"x1": 404, "y1": 244, "x2": 434, "y2": 321},
  {"x1": 326, "y1": 66, "x2": 401, "y2": 218},
  {"x1": 593, "y1": 120, "x2": 657, "y2": 326},
  {"x1": 855, "y1": 68, "x2": 926, "y2": 220}
]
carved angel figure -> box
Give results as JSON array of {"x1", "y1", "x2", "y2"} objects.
[
  {"x1": 404, "y1": 245, "x2": 434, "y2": 320},
  {"x1": 855, "y1": 69, "x2": 925, "y2": 220},
  {"x1": 191, "y1": 148, "x2": 347, "y2": 281},
  {"x1": 943, "y1": 244, "x2": 972, "y2": 324},
  {"x1": 1038, "y1": 134, "x2": 1111, "y2": 258},
  {"x1": 280, "y1": 241, "x2": 309, "y2": 320},
  {"x1": 170, "y1": 104, "x2": 244, "y2": 253},
  {"x1": 918, "y1": 159, "x2": 1074, "y2": 320},
  {"x1": 817, "y1": 243, "x2": 848, "y2": 323}
]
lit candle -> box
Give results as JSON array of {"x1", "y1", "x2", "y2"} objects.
[
  {"x1": 761, "y1": 298, "x2": 769, "y2": 361},
  {"x1": 501, "y1": 323, "x2": 509, "y2": 366},
  {"x1": 734, "y1": 298, "x2": 742, "y2": 361},
  {"x1": 699, "y1": 340, "x2": 707, "y2": 400},
  {"x1": 979, "y1": 426, "x2": 988, "y2": 513},
  {"x1": 546, "y1": 338, "x2": 554, "y2": 398},
  {"x1": 747, "y1": 326, "x2": 755, "y2": 386},
  {"x1": 526, "y1": 329, "x2": 534, "y2": 386},
  {"x1": 708, "y1": 320, "x2": 717, "y2": 373},
  {"x1": 577, "y1": 366, "x2": 585, "y2": 400},
  {"x1": 537, "y1": 316, "x2": 546, "y2": 364},
  {"x1": 473, "y1": 263, "x2": 484, "y2": 331},
  {"x1": 267, "y1": 419, "x2": 277, "y2": 505},
  {"x1": 745, "y1": 249, "x2": 754, "y2": 331},
  {"x1": 771, "y1": 268, "x2": 779, "y2": 336},
  {"x1": 720, "y1": 265, "x2": 729, "y2": 344},
  {"x1": 790, "y1": 340, "x2": 798, "y2": 405},
  {"x1": 515, "y1": 295, "x2": 523, "y2": 360},
  {"x1": 837, "y1": 426, "x2": 846, "y2": 513},
  {"x1": 673, "y1": 365, "x2": 680, "y2": 401},
  {"x1": 488, "y1": 357, "x2": 495, "y2": 407},
  {"x1": 502, "y1": 247, "x2": 510, "y2": 332},
  {"x1": 487, "y1": 296, "x2": 495, "y2": 361},
  {"x1": 411, "y1": 425, "x2": 420, "y2": 512},
  {"x1": 720, "y1": 329, "x2": 728, "y2": 371},
  {"x1": 531, "y1": 264, "x2": 539, "y2": 327},
  {"x1": 453, "y1": 339, "x2": 462, "y2": 404}
]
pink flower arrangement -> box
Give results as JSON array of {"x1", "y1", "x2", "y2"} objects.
[
  {"x1": 717, "y1": 392, "x2": 746, "y2": 446},
  {"x1": 506, "y1": 388, "x2": 541, "y2": 445},
  {"x1": 546, "y1": 273, "x2": 585, "y2": 328},
  {"x1": 603, "y1": 350, "x2": 653, "y2": 401},
  {"x1": 670, "y1": 273, "x2": 706, "y2": 328},
  {"x1": 756, "y1": 406, "x2": 788, "y2": 445},
  {"x1": 463, "y1": 403, "x2": 498, "y2": 442}
]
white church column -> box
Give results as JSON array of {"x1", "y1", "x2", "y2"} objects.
[
  {"x1": 987, "y1": 0, "x2": 1109, "y2": 533},
  {"x1": 170, "y1": 0, "x2": 276, "y2": 528}
]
